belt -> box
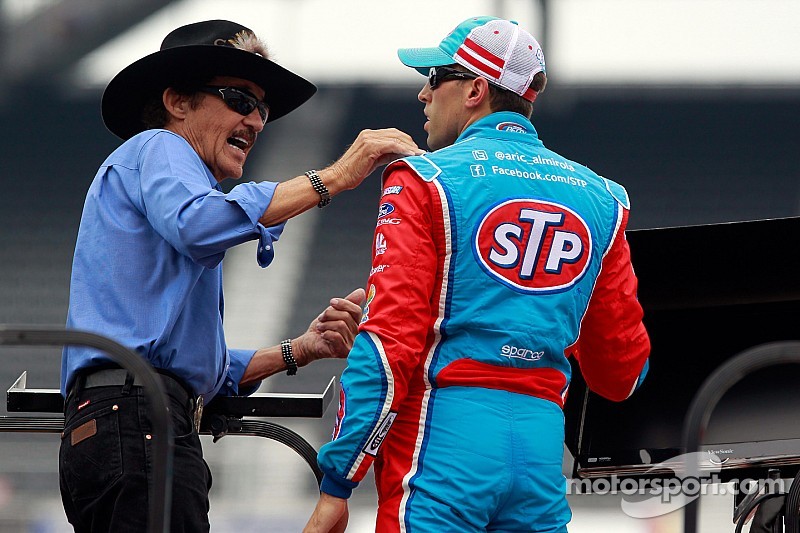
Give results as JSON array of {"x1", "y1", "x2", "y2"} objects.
[{"x1": 78, "y1": 368, "x2": 204, "y2": 432}]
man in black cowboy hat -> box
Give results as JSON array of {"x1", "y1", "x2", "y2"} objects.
[{"x1": 59, "y1": 19, "x2": 422, "y2": 532}]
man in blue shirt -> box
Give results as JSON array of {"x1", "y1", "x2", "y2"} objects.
[{"x1": 59, "y1": 19, "x2": 422, "y2": 532}]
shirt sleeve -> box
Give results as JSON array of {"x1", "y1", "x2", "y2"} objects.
[
  {"x1": 317, "y1": 166, "x2": 438, "y2": 498},
  {"x1": 571, "y1": 207, "x2": 651, "y2": 401},
  {"x1": 214, "y1": 348, "x2": 261, "y2": 397},
  {"x1": 137, "y1": 132, "x2": 284, "y2": 268}
]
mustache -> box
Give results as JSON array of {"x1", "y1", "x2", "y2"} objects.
[{"x1": 231, "y1": 128, "x2": 256, "y2": 144}]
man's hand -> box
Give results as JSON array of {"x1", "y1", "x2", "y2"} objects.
[
  {"x1": 294, "y1": 288, "x2": 366, "y2": 366},
  {"x1": 303, "y1": 493, "x2": 349, "y2": 533},
  {"x1": 322, "y1": 128, "x2": 423, "y2": 193}
]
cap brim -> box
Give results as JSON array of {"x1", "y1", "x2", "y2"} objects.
[
  {"x1": 102, "y1": 45, "x2": 316, "y2": 140},
  {"x1": 397, "y1": 47, "x2": 455, "y2": 76}
]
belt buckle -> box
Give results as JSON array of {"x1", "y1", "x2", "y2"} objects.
[{"x1": 193, "y1": 395, "x2": 204, "y2": 433}]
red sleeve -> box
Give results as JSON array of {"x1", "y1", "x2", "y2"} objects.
[
  {"x1": 359, "y1": 164, "x2": 440, "y2": 406},
  {"x1": 572, "y1": 208, "x2": 651, "y2": 401}
]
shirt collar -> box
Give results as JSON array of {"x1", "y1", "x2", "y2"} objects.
[{"x1": 456, "y1": 111, "x2": 540, "y2": 144}]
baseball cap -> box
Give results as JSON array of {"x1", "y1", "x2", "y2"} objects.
[{"x1": 398, "y1": 16, "x2": 546, "y2": 102}]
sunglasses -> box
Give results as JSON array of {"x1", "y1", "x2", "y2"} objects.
[
  {"x1": 428, "y1": 66, "x2": 479, "y2": 89},
  {"x1": 198, "y1": 86, "x2": 269, "y2": 124}
]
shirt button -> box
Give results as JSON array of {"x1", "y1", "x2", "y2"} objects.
[{"x1": 227, "y1": 381, "x2": 233, "y2": 387}]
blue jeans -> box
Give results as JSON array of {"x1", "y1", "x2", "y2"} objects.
[{"x1": 59, "y1": 373, "x2": 211, "y2": 532}]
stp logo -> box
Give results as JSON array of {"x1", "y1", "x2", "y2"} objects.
[{"x1": 474, "y1": 199, "x2": 592, "y2": 293}]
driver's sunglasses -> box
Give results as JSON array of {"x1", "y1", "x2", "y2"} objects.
[
  {"x1": 198, "y1": 86, "x2": 269, "y2": 124},
  {"x1": 428, "y1": 66, "x2": 479, "y2": 89}
]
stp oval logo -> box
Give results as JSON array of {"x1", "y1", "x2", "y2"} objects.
[{"x1": 474, "y1": 199, "x2": 592, "y2": 293}]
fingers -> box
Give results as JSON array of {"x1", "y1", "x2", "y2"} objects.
[
  {"x1": 328, "y1": 128, "x2": 424, "y2": 191},
  {"x1": 362, "y1": 128, "x2": 424, "y2": 174},
  {"x1": 315, "y1": 329, "x2": 350, "y2": 359},
  {"x1": 301, "y1": 290, "x2": 366, "y2": 364},
  {"x1": 384, "y1": 128, "x2": 424, "y2": 156},
  {"x1": 315, "y1": 314, "x2": 357, "y2": 354},
  {"x1": 320, "y1": 288, "x2": 364, "y2": 326},
  {"x1": 357, "y1": 128, "x2": 422, "y2": 156},
  {"x1": 344, "y1": 287, "x2": 367, "y2": 306}
]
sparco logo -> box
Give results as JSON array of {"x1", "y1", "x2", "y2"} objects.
[
  {"x1": 363, "y1": 412, "x2": 397, "y2": 457},
  {"x1": 474, "y1": 199, "x2": 592, "y2": 293},
  {"x1": 501, "y1": 345, "x2": 544, "y2": 361}
]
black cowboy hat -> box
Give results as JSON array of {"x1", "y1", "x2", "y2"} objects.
[{"x1": 101, "y1": 19, "x2": 317, "y2": 140}]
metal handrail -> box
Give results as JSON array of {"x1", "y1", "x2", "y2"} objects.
[
  {"x1": 0, "y1": 326, "x2": 173, "y2": 533},
  {"x1": 682, "y1": 341, "x2": 800, "y2": 533}
]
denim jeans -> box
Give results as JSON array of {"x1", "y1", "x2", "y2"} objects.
[{"x1": 59, "y1": 374, "x2": 211, "y2": 532}]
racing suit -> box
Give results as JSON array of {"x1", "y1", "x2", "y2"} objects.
[{"x1": 317, "y1": 111, "x2": 651, "y2": 532}]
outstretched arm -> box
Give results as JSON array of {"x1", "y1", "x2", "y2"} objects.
[
  {"x1": 240, "y1": 288, "x2": 366, "y2": 386},
  {"x1": 258, "y1": 129, "x2": 423, "y2": 227}
]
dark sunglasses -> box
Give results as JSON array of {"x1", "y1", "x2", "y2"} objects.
[
  {"x1": 428, "y1": 66, "x2": 479, "y2": 89},
  {"x1": 198, "y1": 86, "x2": 269, "y2": 124}
]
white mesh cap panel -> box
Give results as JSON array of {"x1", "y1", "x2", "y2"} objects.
[
  {"x1": 504, "y1": 30, "x2": 544, "y2": 94},
  {"x1": 456, "y1": 19, "x2": 545, "y2": 99}
]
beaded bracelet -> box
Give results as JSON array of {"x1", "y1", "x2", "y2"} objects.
[
  {"x1": 305, "y1": 169, "x2": 331, "y2": 208},
  {"x1": 281, "y1": 339, "x2": 298, "y2": 376}
]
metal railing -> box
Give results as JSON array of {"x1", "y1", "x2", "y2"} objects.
[
  {"x1": 1, "y1": 325, "x2": 335, "y2": 532},
  {"x1": 682, "y1": 341, "x2": 800, "y2": 533},
  {"x1": 0, "y1": 325, "x2": 173, "y2": 533}
]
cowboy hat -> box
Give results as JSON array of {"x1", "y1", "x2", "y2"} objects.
[{"x1": 101, "y1": 19, "x2": 316, "y2": 140}]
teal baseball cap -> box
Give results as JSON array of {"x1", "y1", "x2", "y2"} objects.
[{"x1": 398, "y1": 16, "x2": 546, "y2": 102}]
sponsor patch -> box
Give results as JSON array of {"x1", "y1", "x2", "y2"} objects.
[
  {"x1": 496, "y1": 122, "x2": 528, "y2": 134},
  {"x1": 377, "y1": 203, "x2": 395, "y2": 218},
  {"x1": 382, "y1": 185, "x2": 404, "y2": 196},
  {"x1": 375, "y1": 233, "x2": 387, "y2": 256},
  {"x1": 361, "y1": 284, "x2": 377, "y2": 323},
  {"x1": 363, "y1": 411, "x2": 397, "y2": 457},
  {"x1": 332, "y1": 387, "x2": 346, "y2": 440},
  {"x1": 501, "y1": 344, "x2": 544, "y2": 361},
  {"x1": 376, "y1": 218, "x2": 401, "y2": 227},
  {"x1": 474, "y1": 199, "x2": 592, "y2": 293},
  {"x1": 370, "y1": 264, "x2": 390, "y2": 276}
]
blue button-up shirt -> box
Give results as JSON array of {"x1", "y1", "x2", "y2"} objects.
[{"x1": 61, "y1": 129, "x2": 284, "y2": 401}]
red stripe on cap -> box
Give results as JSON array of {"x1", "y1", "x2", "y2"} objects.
[
  {"x1": 463, "y1": 37, "x2": 505, "y2": 69},
  {"x1": 455, "y1": 48, "x2": 502, "y2": 79},
  {"x1": 523, "y1": 87, "x2": 537, "y2": 102}
]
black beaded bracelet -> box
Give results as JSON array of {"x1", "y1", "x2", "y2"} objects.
[
  {"x1": 305, "y1": 169, "x2": 331, "y2": 208},
  {"x1": 281, "y1": 339, "x2": 298, "y2": 376}
]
